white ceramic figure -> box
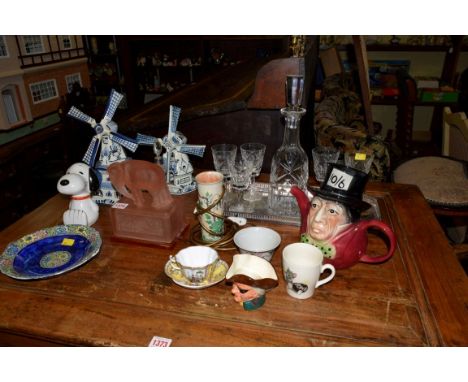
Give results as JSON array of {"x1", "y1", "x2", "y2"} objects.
[
  {"x1": 57, "y1": 163, "x2": 100, "y2": 226},
  {"x1": 136, "y1": 105, "x2": 206, "y2": 195},
  {"x1": 66, "y1": 89, "x2": 139, "y2": 205}
]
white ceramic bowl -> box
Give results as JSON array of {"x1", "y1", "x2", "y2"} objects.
[
  {"x1": 233, "y1": 226, "x2": 281, "y2": 261},
  {"x1": 171, "y1": 246, "x2": 219, "y2": 283}
]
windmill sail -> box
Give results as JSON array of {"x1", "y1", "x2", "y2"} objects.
[
  {"x1": 103, "y1": 89, "x2": 124, "y2": 122},
  {"x1": 177, "y1": 144, "x2": 205, "y2": 157},
  {"x1": 168, "y1": 105, "x2": 181, "y2": 135},
  {"x1": 164, "y1": 106, "x2": 180, "y2": 181},
  {"x1": 111, "y1": 132, "x2": 138, "y2": 152},
  {"x1": 136, "y1": 133, "x2": 156, "y2": 145},
  {"x1": 66, "y1": 89, "x2": 138, "y2": 167},
  {"x1": 68, "y1": 106, "x2": 97, "y2": 127},
  {"x1": 82, "y1": 136, "x2": 100, "y2": 166}
]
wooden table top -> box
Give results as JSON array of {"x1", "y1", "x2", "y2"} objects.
[{"x1": 0, "y1": 180, "x2": 467, "y2": 346}]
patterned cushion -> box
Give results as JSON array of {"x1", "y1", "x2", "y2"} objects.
[
  {"x1": 394, "y1": 156, "x2": 468, "y2": 207},
  {"x1": 314, "y1": 76, "x2": 391, "y2": 181}
]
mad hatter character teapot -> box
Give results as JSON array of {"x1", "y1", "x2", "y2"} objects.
[{"x1": 290, "y1": 164, "x2": 396, "y2": 269}]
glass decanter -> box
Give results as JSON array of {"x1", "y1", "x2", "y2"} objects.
[{"x1": 268, "y1": 75, "x2": 309, "y2": 215}]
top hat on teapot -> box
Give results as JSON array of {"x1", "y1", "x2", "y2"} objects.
[{"x1": 314, "y1": 163, "x2": 371, "y2": 213}]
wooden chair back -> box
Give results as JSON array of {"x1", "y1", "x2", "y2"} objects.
[
  {"x1": 319, "y1": 47, "x2": 343, "y2": 78},
  {"x1": 247, "y1": 57, "x2": 304, "y2": 109},
  {"x1": 442, "y1": 107, "x2": 468, "y2": 161},
  {"x1": 352, "y1": 36, "x2": 374, "y2": 135},
  {"x1": 440, "y1": 107, "x2": 468, "y2": 261}
]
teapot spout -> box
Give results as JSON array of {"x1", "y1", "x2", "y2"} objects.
[{"x1": 290, "y1": 186, "x2": 310, "y2": 234}]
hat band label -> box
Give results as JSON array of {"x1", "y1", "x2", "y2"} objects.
[{"x1": 327, "y1": 168, "x2": 352, "y2": 191}]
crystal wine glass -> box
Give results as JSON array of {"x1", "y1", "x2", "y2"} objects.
[
  {"x1": 240, "y1": 142, "x2": 266, "y2": 202},
  {"x1": 211, "y1": 143, "x2": 237, "y2": 187},
  {"x1": 229, "y1": 154, "x2": 253, "y2": 191}
]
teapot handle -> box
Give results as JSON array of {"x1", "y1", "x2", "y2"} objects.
[{"x1": 359, "y1": 220, "x2": 396, "y2": 264}]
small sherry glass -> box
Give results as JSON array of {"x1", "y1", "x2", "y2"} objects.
[{"x1": 241, "y1": 142, "x2": 266, "y2": 202}]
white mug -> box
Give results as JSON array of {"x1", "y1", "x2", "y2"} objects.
[{"x1": 282, "y1": 243, "x2": 336, "y2": 299}]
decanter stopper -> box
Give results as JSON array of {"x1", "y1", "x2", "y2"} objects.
[{"x1": 285, "y1": 75, "x2": 304, "y2": 109}]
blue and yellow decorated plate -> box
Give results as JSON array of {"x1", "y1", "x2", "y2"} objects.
[{"x1": 0, "y1": 225, "x2": 102, "y2": 280}]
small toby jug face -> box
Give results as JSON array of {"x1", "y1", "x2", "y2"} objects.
[
  {"x1": 290, "y1": 164, "x2": 396, "y2": 270},
  {"x1": 225, "y1": 254, "x2": 278, "y2": 310}
]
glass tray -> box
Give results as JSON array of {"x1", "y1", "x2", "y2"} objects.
[{"x1": 223, "y1": 182, "x2": 380, "y2": 226}]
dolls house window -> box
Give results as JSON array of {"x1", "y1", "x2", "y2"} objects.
[
  {"x1": 23, "y1": 36, "x2": 44, "y2": 55},
  {"x1": 29, "y1": 79, "x2": 58, "y2": 103},
  {"x1": 60, "y1": 35, "x2": 72, "y2": 50},
  {"x1": 0, "y1": 36, "x2": 8, "y2": 57},
  {"x1": 65, "y1": 73, "x2": 82, "y2": 92},
  {"x1": 2, "y1": 89, "x2": 19, "y2": 124},
  {"x1": 1, "y1": 85, "x2": 24, "y2": 127}
]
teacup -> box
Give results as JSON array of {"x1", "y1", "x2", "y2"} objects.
[
  {"x1": 233, "y1": 226, "x2": 281, "y2": 261},
  {"x1": 170, "y1": 246, "x2": 219, "y2": 284}
]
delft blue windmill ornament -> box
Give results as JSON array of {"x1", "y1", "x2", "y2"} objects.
[
  {"x1": 136, "y1": 105, "x2": 205, "y2": 195},
  {"x1": 67, "y1": 89, "x2": 138, "y2": 205}
]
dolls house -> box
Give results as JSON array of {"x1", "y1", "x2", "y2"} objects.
[
  {"x1": 0, "y1": 35, "x2": 90, "y2": 134},
  {"x1": 0, "y1": 35, "x2": 90, "y2": 227}
]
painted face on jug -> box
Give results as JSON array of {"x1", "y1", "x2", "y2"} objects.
[
  {"x1": 231, "y1": 282, "x2": 264, "y2": 303},
  {"x1": 306, "y1": 196, "x2": 350, "y2": 242}
]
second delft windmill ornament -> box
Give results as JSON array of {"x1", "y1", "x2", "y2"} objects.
[
  {"x1": 67, "y1": 89, "x2": 138, "y2": 205},
  {"x1": 137, "y1": 105, "x2": 205, "y2": 195}
]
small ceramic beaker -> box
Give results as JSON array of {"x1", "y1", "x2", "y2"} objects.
[
  {"x1": 312, "y1": 146, "x2": 340, "y2": 182},
  {"x1": 195, "y1": 171, "x2": 224, "y2": 243},
  {"x1": 282, "y1": 243, "x2": 335, "y2": 299}
]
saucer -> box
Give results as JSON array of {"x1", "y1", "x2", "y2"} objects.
[{"x1": 164, "y1": 259, "x2": 228, "y2": 289}]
